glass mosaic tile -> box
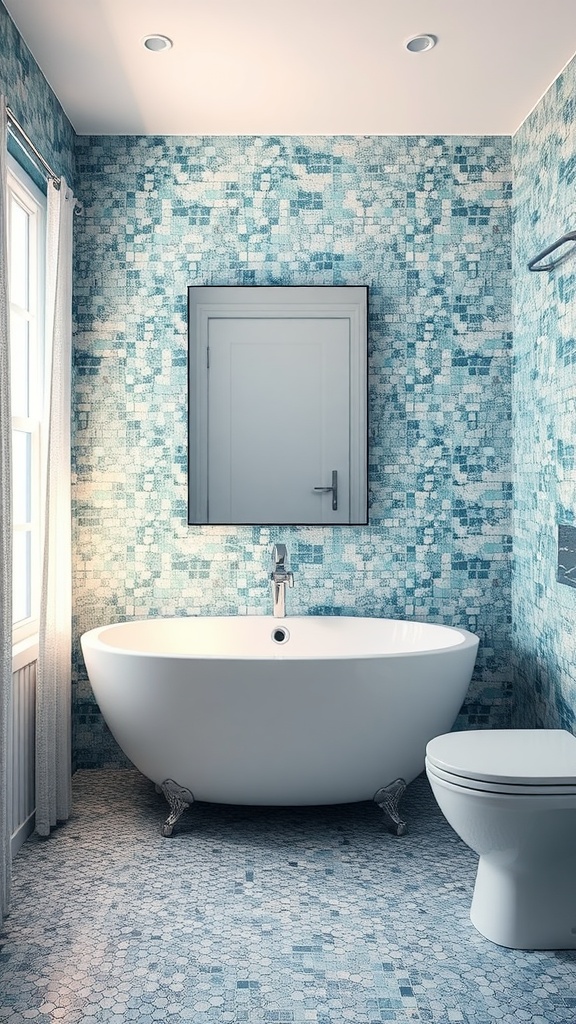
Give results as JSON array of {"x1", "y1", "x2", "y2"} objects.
[
  {"x1": 71, "y1": 132, "x2": 514, "y2": 766},
  {"x1": 512, "y1": 54, "x2": 576, "y2": 732}
]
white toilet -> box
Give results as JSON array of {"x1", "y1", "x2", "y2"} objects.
[{"x1": 425, "y1": 728, "x2": 576, "y2": 950}]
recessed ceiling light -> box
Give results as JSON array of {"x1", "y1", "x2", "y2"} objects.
[
  {"x1": 405, "y1": 34, "x2": 437, "y2": 53},
  {"x1": 142, "y1": 34, "x2": 173, "y2": 52}
]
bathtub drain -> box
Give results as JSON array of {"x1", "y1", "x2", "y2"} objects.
[{"x1": 272, "y1": 626, "x2": 290, "y2": 644}]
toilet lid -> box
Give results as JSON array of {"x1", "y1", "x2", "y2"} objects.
[{"x1": 426, "y1": 729, "x2": 576, "y2": 785}]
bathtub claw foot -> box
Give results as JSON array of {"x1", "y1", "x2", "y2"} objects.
[
  {"x1": 373, "y1": 779, "x2": 407, "y2": 836},
  {"x1": 160, "y1": 779, "x2": 195, "y2": 837}
]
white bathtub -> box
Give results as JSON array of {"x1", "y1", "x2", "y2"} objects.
[{"x1": 81, "y1": 615, "x2": 478, "y2": 833}]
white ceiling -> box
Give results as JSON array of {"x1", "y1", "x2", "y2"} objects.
[{"x1": 5, "y1": 0, "x2": 576, "y2": 136}]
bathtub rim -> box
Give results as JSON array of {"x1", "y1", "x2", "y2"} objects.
[{"x1": 80, "y1": 614, "x2": 479, "y2": 662}]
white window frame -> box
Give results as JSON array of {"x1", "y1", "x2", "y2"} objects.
[{"x1": 7, "y1": 153, "x2": 46, "y2": 649}]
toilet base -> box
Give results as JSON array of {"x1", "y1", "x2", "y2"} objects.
[{"x1": 471, "y1": 855, "x2": 576, "y2": 950}]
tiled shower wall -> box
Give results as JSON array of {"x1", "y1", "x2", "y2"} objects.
[
  {"x1": 73, "y1": 135, "x2": 513, "y2": 767},
  {"x1": 512, "y1": 57, "x2": 576, "y2": 731}
]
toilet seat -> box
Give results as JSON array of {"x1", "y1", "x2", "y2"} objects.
[
  {"x1": 426, "y1": 729, "x2": 576, "y2": 795},
  {"x1": 426, "y1": 760, "x2": 576, "y2": 796}
]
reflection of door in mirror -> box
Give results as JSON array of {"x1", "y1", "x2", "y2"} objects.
[
  {"x1": 188, "y1": 286, "x2": 368, "y2": 525},
  {"x1": 209, "y1": 317, "x2": 349, "y2": 523}
]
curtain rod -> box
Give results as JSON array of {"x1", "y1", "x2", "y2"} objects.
[{"x1": 6, "y1": 105, "x2": 82, "y2": 213}]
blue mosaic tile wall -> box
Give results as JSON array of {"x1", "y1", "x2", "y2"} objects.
[
  {"x1": 512, "y1": 56, "x2": 576, "y2": 731},
  {"x1": 0, "y1": 1, "x2": 75, "y2": 184},
  {"x1": 73, "y1": 134, "x2": 513, "y2": 767}
]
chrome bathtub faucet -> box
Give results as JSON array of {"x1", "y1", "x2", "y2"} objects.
[{"x1": 270, "y1": 543, "x2": 294, "y2": 618}]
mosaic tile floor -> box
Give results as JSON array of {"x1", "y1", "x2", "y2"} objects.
[{"x1": 2, "y1": 771, "x2": 576, "y2": 1023}]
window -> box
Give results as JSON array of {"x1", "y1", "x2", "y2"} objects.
[{"x1": 7, "y1": 155, "x2": 46, "y2": 645}]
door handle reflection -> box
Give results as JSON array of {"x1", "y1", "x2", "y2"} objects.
[{"x1": 313, "y1": 469, "x2": 338, "y2": 511}]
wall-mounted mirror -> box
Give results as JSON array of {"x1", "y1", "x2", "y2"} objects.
[{"x1": 188, "y1": 285, "x2": 368, "y2": 525}]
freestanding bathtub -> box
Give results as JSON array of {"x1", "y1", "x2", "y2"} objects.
[{"x1": 81, "y1": 616, "x2": 479, "y2": 836}]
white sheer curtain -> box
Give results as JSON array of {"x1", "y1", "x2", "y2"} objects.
[
  {"x1": 0, "y1": 100, "x2": 13, "y2": 922},
  {"x1": 35, "y1": 177, "x2": 75, "y2": 836}
]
